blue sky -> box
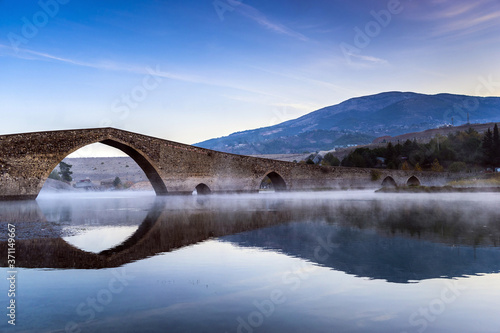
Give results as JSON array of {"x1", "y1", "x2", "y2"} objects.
[{"x1": 1, "y1": 0, "x2": 500, "y2": 154}]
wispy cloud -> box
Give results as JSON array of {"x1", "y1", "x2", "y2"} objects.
[
  {"x1": 433, "y1": 10, "x2": 500, "y2": 37},
  {"x1": 348, "y1": 53, "x2": 388, "y2": 65},
  {"x1": 1, "y1": 45, "x2": 104, "y2": 68},
  {"x1": 414, "y1": 0, "x2": 500, "y2": 38},
  {"x1": 249, "y1": 64, "x2": 363, "y2": 97},
  {"x1": 423, "y1": 1, "x2": 483, "y2": 20},
  {"x1": 340, "y1": 52, "x2": 389, "y2": 69},
  {"x1": 235, "y1": 3, "x2": 309, "y2": 42},
  {"x1": 0, "y1": 44, "x2": 292, "y2": 102},
  {"x1": 0, "y1": 44, "x2": 206, "y2": 82}
]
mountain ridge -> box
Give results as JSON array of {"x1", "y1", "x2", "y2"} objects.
[{"x1": 195, "y1": 91, "x2": 500, "y2": 155}]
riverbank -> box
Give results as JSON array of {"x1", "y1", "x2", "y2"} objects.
[{"x1": 376, "y1": 186, "x2": 500, "y2": 193}]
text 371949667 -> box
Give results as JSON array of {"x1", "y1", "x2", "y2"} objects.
[{"x1": 7, "y1": 224, "x2": 16, "y2": 326}]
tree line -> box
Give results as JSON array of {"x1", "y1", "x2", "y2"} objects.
[{"x1": 336, "y1": 124, "x2": 500, "y2": 172}]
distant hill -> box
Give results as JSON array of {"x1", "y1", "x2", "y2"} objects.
[
  {"x1": 373, "y1": 122, "x2": 500, "y2": 144},
  {"x1": 195, "y1": 92, "x2": 500, "y2": 154},
  {"x1": 39, "y1": 157, "x2": 156, "y2": 193}
]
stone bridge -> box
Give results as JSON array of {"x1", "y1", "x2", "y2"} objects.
[{"x1": 0, "y1": 128, "x2": 454, "y2": 200}]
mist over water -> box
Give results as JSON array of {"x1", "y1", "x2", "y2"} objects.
[{"x1": 1, "y1": 190, "x2": 500, "y2": 332}]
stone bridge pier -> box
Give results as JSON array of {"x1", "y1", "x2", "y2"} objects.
[{"x1": 0, "y1": 128, "x2": 457, "y2": 200}]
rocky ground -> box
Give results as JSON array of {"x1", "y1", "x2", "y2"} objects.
[
  {"x1": 62, "y1": 157, "x2": 149, "y2": 183},
  {"x1": 42, "y1": 178, "x2": 75, "y2": 192},
  {"x1": 41, "y1": 157, "x2": 151, "y2": 192},
  {"x1": 249, "y1": 153, "x2": 310, "y2": 162}
]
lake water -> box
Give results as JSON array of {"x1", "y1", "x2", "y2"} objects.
[{"x1": 1, "y1": 190, "x2": 500, "y2": 332}]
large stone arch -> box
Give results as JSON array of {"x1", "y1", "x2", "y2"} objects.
[
  {"x1": 263, "y1": 171, "x2": 287, "y2": 191},
  {"x1": 41, "y1": 137, "x2": 168, "y2": 196}
]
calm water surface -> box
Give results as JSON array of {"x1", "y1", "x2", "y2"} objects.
[{"x1": 1, "y1": 191, "x2": 500, "y2": 332}]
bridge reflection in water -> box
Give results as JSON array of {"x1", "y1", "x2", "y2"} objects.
[{"x1": 1, "y1": 192, "x2": 500, "y2": 283}]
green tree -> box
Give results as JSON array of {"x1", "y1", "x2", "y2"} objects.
[
  {"x1": 386, "y1": 142, "x2": 395, "y2": 160},
  {"x1": 321, "y1": 152, "x2": 340, "y2": 166},
  {"x1": 385, "y1": 142, "x2": 399, "y2": 169},
  {"x1": 58, "y1": 162, "x2": 73, "y2": 182},
  {"x1": 482, "y1": 128, "x2": 494, "y2": 165},
  {"x1": 448, "y1": 161, "x2": 467, "y2": 173},
  {"x1": 350, "y1": 153, "x2": 366, "y2": 167},
  {"x1": 113, "y1": 176, "x2": 122, "y2": 188},
  {"x1": 493, "y1": 124, "x2": 500, "y2": 165},
  {"x1": 48, "y1": 170, "x2": 61, "y2": 181},
  {"x1": 402, "y1": 139, "x2": 414, "y2": 157},
  {"x1": 342, "y1": 148, "x2": 377, "y2": 168},
  {"x1": 449, "y1": 128, "x2": 481, "y2": 164},
  {"x1": 431, "y1": 158, "x2": 444, "y2": 172},
  {"x1": 394, "y1": 142, "x2": 402, "y2": 157}
]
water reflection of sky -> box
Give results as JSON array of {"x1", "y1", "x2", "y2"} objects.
[
  {"x1": 63, "y1": 227, "x2": 140, "y2": 253},
  {"x1": 1, "y1": 191, "x2": 500, "y2": 332},
  {"x1": 4, "y1": 240, "x2": 500, "y2": 333}
]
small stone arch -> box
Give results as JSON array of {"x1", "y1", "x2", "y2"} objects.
[
  {"x1": 262, "y1": 171, "x2": 287, "y2": 191},
  {"x1": 381, "y1": 176, "x2": 397, "y2": 188},
  {"x1": 407, "y1": 176, "x2": 421, "y2": 186},
  {"x1": 194, "y1": 183, "x2": 211, "y2": 195}
]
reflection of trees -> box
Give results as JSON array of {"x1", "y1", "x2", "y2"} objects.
[
  {"x1": 330, "y1": 200, "x2": 500, "y2": 247},
  {"x1": 224, "y1": 221, "x2": 500, "y2": 283},
  {"x1": 223, "y1": 200, "x2": 500, "y2": 283}
]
